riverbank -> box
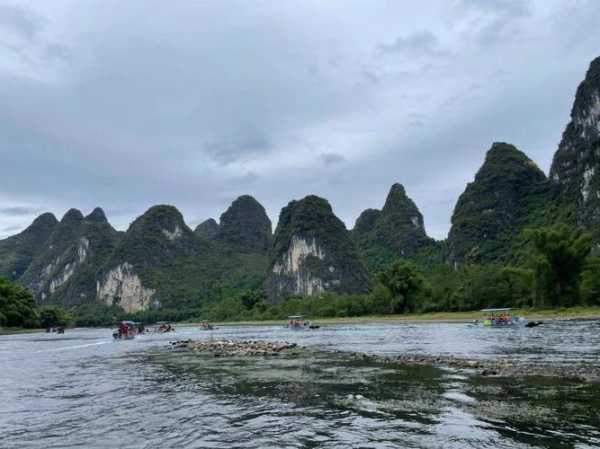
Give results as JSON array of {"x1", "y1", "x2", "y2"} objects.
[
  {"x1": 0, "y1": 327, "x2": 45, "y2": 336},
  {"x1": 208, "y1": 305, "x2": 600, "y2": 327}
]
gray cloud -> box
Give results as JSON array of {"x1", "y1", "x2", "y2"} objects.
[
  {"x1": 2, "y1": 224, "x2": 22, "y2": 233},
  {"x1": 449, "y1": 0, "x2": 533, "y2": 46},
  {"x1": 0, "y1": 4, "x2": 45, "y2": 41},
  {"x1": 320, "y1": 153, "x2": 346, "y2": 166},
  {"x1": 0, "y1": 206, "x2": 40, "y2": 216},
  {"x1": 377, "y1": 31, "x2": 446, "y2": 58},
  {"x1": 0, "y1": 0, "x2": 599, "y2": 239}
]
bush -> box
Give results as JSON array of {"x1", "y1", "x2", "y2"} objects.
[
  {"x1": 39, "y1": 306, "x2": 72, "y2": 328},
  {"x1": 0, "y1": 277, "x2": 38, "y2": 328}
]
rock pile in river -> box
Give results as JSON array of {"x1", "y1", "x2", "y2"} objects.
[
  {"x1": 171, "y1": 339, "x2": 299, "y2": 357},
  {"x1": 347, "y1": 352, "x2": 600, "y2": 383}
]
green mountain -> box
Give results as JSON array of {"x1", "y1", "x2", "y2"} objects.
[
  {"x1": 265, "y1": 195, "x2": 369, "y2": 303},
  {"x1": 19, "y1": 208, "x2": 121, "y2": 305},
  {"x1": 96, "y1": 203, "x2": 269, "y2": 313},
  {"x1": 194, "y1": 218, "x2": 219, "y2": 240},
  {"x1": 446, "y1": 142, "x2": 551, "y2": 266},
  {"x1": 217, "y1": 195, "x2": 272, "y2": 253},
  {"x1": 550, "y1": 56, "x2": 600, "y2": 239},
  {"x1": 0, "y1": 212, "x2": 58, "y2": 281},
  {"x1": 352, "y1": 183, "x2": 437, "y2": 273}
]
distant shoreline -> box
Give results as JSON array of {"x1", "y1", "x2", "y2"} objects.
[
  {"x1": 208, "y1": 306, "x2": 600, "y2": 327},
  {"x1": 3, "y1": 306, "x2": 599, "y2": 335}
]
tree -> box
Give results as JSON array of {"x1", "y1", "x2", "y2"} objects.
[
  {"x1": 239, "y1": 290, "x2": 267, "y2": 311},
  {"x1": 372, "y1": 260, "x2": 427, "y2": 314},
  {"x1": 0, "y1": 277, "x2": 38, "y2": 328},
  {"x1": 526, "y1": 225, "x2": 592, "y2": 307},
  {"x1": 581, "y1": 256, "x2": 600, "y2": 306},
  {"x1": 39, "y1": 306, "x2": 72, "y2": 329}
]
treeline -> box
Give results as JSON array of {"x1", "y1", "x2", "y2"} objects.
[
  {"x1": 197, "y1": 224, "x2": 600, "y2": 321},
  {"x1": 0, "y1": 277, "x2": 71, "y2": 329}
]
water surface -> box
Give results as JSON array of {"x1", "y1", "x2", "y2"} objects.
[{"x1": 1, "y1": 321, "x2": 599, "y2": 448}]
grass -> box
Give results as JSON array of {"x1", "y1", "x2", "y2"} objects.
[{"x1": 210, "y1": 306, "x2": 600, "y2": 326}]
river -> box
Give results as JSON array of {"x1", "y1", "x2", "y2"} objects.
[{"x1": 1, "y1": 321, "x2": 599, "y2": 448}]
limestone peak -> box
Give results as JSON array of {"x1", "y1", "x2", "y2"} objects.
[
  {"x1": 218, "y1": 195, "x2": 272, "y2": 252},
  {"x1": 381, "y1": 183, "x2": 425, "y2": 232},
  {"x1": 85, "y1": 207, "x2": 108, "y2": 224},
  {"x1": 28, "y1": 212, "x2": 58, "y2": 231},
  {"x1": 446, "y1": 142, "x2": 550, "y2": 265},
  {"x1": 129, "y1": 205, "x2": 189, "y2": 234},
  {"x1": 194, "y1": 218, "x2": 219, "y2": 240},
  {"x1": 61, "y1": 208, "x2": 84, "y2": 224},
  {"x1": 266, "y1": 195, "x2": 368, "y2": 303},
  {"x1": 549, "y1": 56, "x2": 600, "y2": 238}
]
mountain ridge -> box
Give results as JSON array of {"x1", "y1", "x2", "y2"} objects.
[{"x1": 1, "y1": 55, "x2": 599, "y2": 314}]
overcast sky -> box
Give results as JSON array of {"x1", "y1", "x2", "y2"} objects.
[{"x1": 1, "y1": 0, "x2": 599, "y2": 239}]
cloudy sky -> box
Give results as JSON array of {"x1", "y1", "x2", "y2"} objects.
[{"x1": 1, "y1": 0, "x2": 599, "y2": 239}]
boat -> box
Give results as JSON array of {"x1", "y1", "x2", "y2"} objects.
[
  {"x1": 199, "y1": 321, "x2": 214, "y2": 330},
  {"x1": 112, "y1": 320, "x2": 141, "y2": 340},
  {"x1": 153, "y1": 322, "x2": 175, "y2": 333},
  {"x1": 480, "y1": 308, "x2": 528, "y2": 327},
  {"x1": 287, "y1": 315, "x2": 319, "y2": 329}
]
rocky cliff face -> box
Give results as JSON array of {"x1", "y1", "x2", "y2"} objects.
[
  {"x1": 0, "y1": 212, "x2": 58, "y2": 281},
  {"x1": 18, "y1": 208, "x2": 120, "y2": 305},
  {"x1": 265, "y1": 195, "x2": 369, "y2": 302},
  {"x1": 19, "y1": 208, "x2": 86, "y2": 299},
  {"x1": 96, "y1": 262, "x2": 156, "y2": 313},
  {"x1": 0, "y1": 202, "x2": 268, "y2": 313},
  {"x1": 217, "y1": 195, "x2": 272, "y2": 252},
  {"x1": 446, "y1": 143, "x2": 551, "y2": 265},
  {"x1": 95, "y1": 205, "x2": 201, "y2": 311},
  {"x1": 352, "y1": 184, "x2": 435, "y2": 272},
  {"x1": 550, "y1": 57, "x2": 600, "y2": 236},
  {"x1": 194, "y1": 218, "x2": 220, "y2": 240}
]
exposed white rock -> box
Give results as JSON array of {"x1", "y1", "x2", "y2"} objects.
[
  {"x1": 47, "y1": 238, "x2": 90, "y2": 294},
  {"x1": 43, "y1": 258, "x2": 60, "y2": 276},
  {"x1": 49, "y1": 262, "x2": 75, "y2": 294},
  {"x1": 410, "y1": 216, "x2": 420, "y2": 229},
  {"x1": 77, "y1": 237, "x2": 89, "y2": 263},
  {"x1": 582, "y1": 166, "x2": 595, "y2": 202},
  {"x1": 96, "y1": 263, "x2": 155, "y2": 313},
  {"x1": 162, "y1": 226, "x2": 183, "y2": 241},
  {"x1": 272, "y1": 236, "x2": 329, "y2": 297},
  {"x1": 273, "y1": 236, "x2": 325, "y2": 274}
]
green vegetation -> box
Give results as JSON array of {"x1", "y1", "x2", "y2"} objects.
[
  {"x1": 352, "y1": 184, "x2": 437, "y2": 274},
  {"x1": 0, "y1": 213, "x2": 58, "y2": 281},
  {"x1": 196, "y1": 224, "x2": 598, "y2": 322},
  {"x1": 0, "y1": 277, "x2": 72, "y2": 329},
  {"x1": 527, "y1": 225, "x2": 592, "y2": 307},
  {"x1": 446, "y1": 143, "x2": 552, "y2": 266},
  {"x1": 266, "y1": 195, "x2": 369, "y2": 301},
  {"x1": 0, "y1": 277, "x2": 38, "y2": 327},
  {"x1": 38, "y1": 305, "x2": 72, "y2": 328}
]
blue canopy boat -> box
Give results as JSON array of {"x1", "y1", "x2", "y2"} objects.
[{"x1": 480, "y1": 308, "x2": 528, "y2": 327}]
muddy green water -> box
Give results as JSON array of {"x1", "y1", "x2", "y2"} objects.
[{"x1": 1, "y1": 321, "x2": 599, "y2": 448}]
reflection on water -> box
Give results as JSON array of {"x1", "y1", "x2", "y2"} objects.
[{"x1": 1, "y1": 321, "x2": 599, "y2": 448}]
